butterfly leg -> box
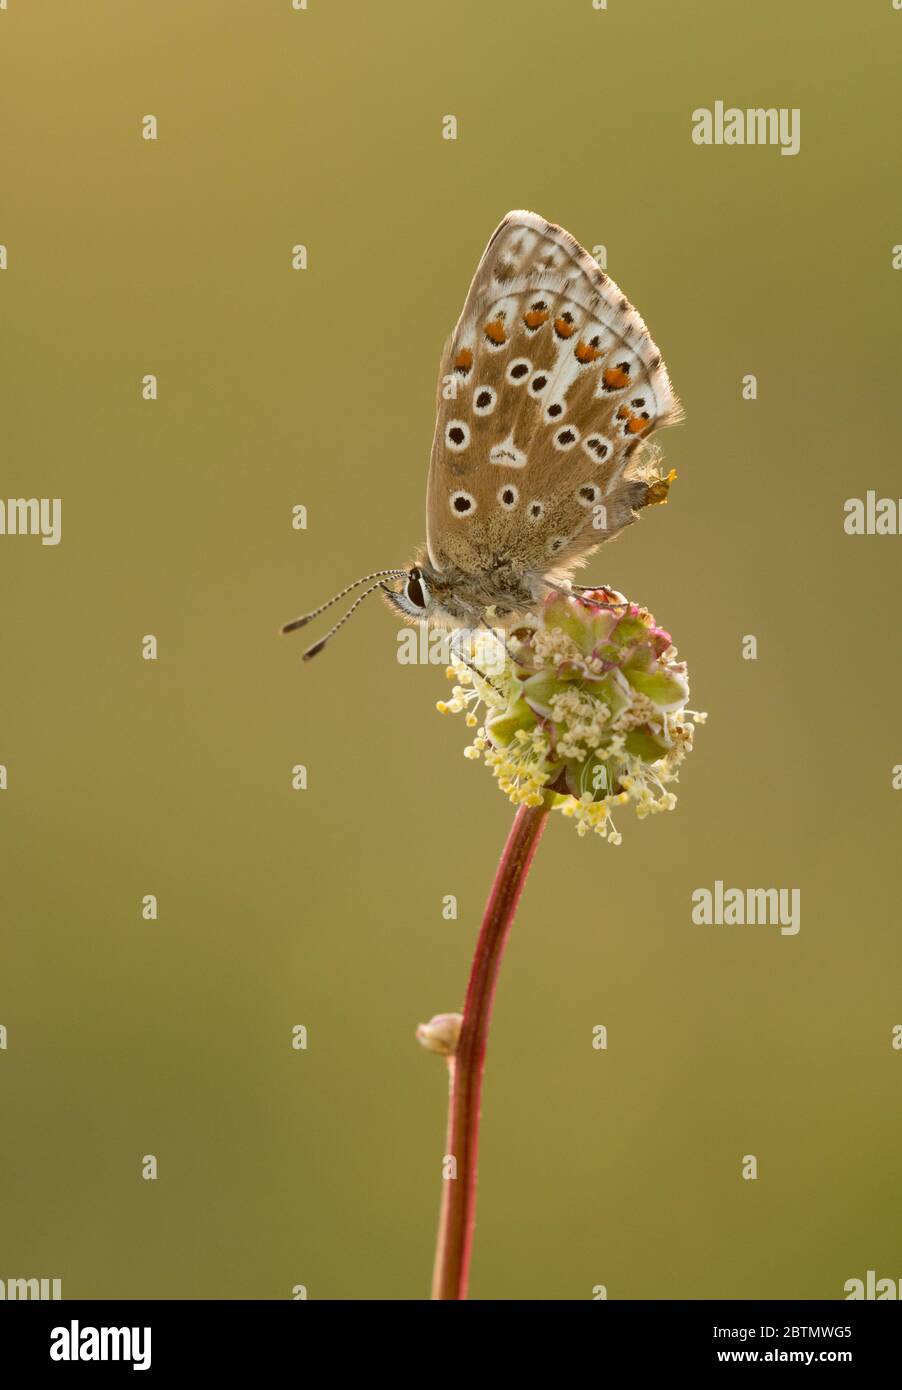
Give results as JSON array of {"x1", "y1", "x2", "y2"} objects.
[
  {"x1": 571, "y1": 585, "x2": 630, "y2": 611},
  {"x1": 452, "y1": 651, "x2": 506, "y2": 698},
  {"x1": 446, "y1": 627, "x2": 507, "y2": 697},
  {"x1": 541, "y1": 577, "x2": 629, "y2": 612}
]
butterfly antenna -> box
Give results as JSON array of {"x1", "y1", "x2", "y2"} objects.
[
  {"x1": 281, "y1": 570, "x2": 407, "y2": 635},
  {"x1": 299, "y1": 579, "x2": 392, "y2": 661}
]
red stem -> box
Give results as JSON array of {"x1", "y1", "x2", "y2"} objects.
[{"x1": 430, "y1": 795, "x2": 553, "y2": 1300}]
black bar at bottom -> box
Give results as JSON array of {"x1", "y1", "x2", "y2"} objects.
[{"x1": 0, "y1": 1299, "x2": 897, "y2": 1373}]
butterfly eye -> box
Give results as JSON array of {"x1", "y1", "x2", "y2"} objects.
[
  {"x1": 497, "y1": 485, "x2": 519, "y2": 510},
  {"x1": 405, "y1": 571, "x2": 429, "y2": 609}
]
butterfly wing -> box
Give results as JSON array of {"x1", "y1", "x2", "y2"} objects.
[{"x1": 425, "y1": 210, "x2": 680, "y2": 578}]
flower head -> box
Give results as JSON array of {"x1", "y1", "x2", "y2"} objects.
[{"x1": 437, "y1": 588, "x2": 705, "y2": 842}]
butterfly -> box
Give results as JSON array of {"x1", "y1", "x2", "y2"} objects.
[{"x1": 283, "y1": 211, "x2": 680, "y2": 658}]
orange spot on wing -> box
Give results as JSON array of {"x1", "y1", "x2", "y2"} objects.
[
  {"x1": 454, "y1": 348, "x2": 473, "y2": 374},
  {"x1": 603, "y1": 365, "x2": 631, "y2": 390},
  {"x1": 617, "y1": 404, "x2": 652, "y2": 435},
  {"x1": 523, "y1": 308, "x2": 548, "y2": 329},
  {"x1": 484, "y1": 318, "x2": 507, "y2": 345},
  {"x1": 554, "y1": 316, "x2": 577, "y2": 338},
  {"x1": 575, "y1": 339, "x2": 602, "y2": 364}
]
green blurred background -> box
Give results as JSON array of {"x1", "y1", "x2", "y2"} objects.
[{"x1": 1, "y1": 0, "x2": 900, "y2": 1300}]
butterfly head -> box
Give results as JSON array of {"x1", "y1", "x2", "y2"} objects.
[
  {"x1": 281, "y1": 560, "x2": 466, "y2": 661},
  {"x1": 382, "y1": 559, "x2": 480, "y2": 627},
  {"x1": 382, "y1": 553, "x2": 545, "y2": 631},
  {"x1": 383, "y1": 563, "x2": 439, "y2": 622}
]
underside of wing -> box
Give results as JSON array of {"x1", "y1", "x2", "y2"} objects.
[{"x1": 425, "y1": 210, "x2": 680, "y2": 576}]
